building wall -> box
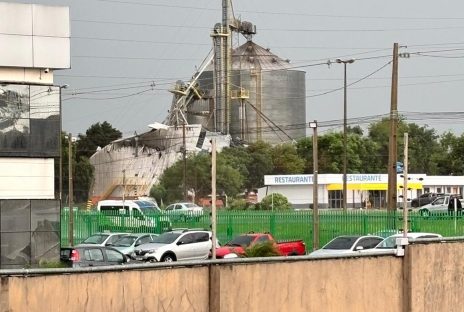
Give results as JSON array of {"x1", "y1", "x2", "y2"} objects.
[
  {"x1": 0, "y1": 3, "x2": 70, "y2": 269},
  {"x1": 260, "y1": 174, "x2": 464, "y2": 209}
]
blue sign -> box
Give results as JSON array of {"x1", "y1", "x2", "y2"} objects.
[{"x1": 396, "y1": 162, "x2": 404, "y2": 174}]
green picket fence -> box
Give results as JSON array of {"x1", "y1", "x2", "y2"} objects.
[{"x1": 60, "y1": 209, "x2": 464, "y2": 249}]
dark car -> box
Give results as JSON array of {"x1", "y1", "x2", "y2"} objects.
[
  {"x1": 60, "y1": 245, "x2": 130, "y2": 268},
  {"x1": 411, "y1": 193, "x2": 444, "y2": 208}
]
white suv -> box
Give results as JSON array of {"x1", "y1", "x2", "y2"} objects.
[{"x1": 132, "y1": 229, "x2": 212, "y2": 262}]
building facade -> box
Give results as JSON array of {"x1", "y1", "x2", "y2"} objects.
[
  {"x1": 258, "y1": 174, "x2": 464, "y2": 209},
  {"x1": 0, "y1": 2, "x2": 70, "y2": 268}
]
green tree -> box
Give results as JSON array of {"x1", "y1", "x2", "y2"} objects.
[
  {"x1": 260, "y1": 193, "x2": 291, "y2": 210},
  {"x1": 246, "y1": 141, "x2": 274, "y2": 189},
  {"x1": 271, "y1": 143, "x2": 305, "y2": 174},
  {"x1": 76, "y1": 121, "x2": 122, "y2": 158}
]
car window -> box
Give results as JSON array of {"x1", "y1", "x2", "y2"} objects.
[
  {"x1": 433, "y1": 198, "x2": 445, "y2": 205},
  {"x1": 175, "y1": 205, "x2": 182, "y2": 210},
  {"x1": 165, "y1": 205, "x2": 174, "y2": 211},
  {"x1": 152, "y1": 232, "x2": 182, "y2": 244},
  {"x1": 179, "y1": 233, "x2": 195, "y2": 244},
  {"x1": 323, "y1": 236, "x2": 359, "y2": 250},
  {"x1": 113, "y1": 236, "x2": 137, "y2": 247},
  {"x1": 138, "y1": 236, "x2": 153, "y2": 245},
  {"x1": 227, "y1": 235, "x2": 255, "y2": 247},
  {"x1": 356, "y1": 237, "x2": 383, "y2": 249},
  {"x1": 194, "y1": 232, "x2": 209, "y2": 243},
  {"x1": 107, "y1": 235, "x2": 126, "y2": 245},
  {"x1": 84, "y1": 249, "x2": 104, "y2": 261},
  {"x1": 185, "y1": 203, "x2": 199, "y2": 208},
  {"x1": 106, "y1": 249, "x2": 124, "y2": 262},
  {"x1": 82, "y1": 234, "x2": 109, "y2": 244},
  {"x1": 256, "y1": 235, "x2": 271, "y2": 243}
]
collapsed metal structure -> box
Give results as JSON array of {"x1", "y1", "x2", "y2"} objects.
[{"x1": 89, "y1": 1, "x2": 306, "y2": 201}]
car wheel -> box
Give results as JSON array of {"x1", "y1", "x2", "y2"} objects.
[
  {"x1": 161, "y1": 253, "x2": 176, "y2": 262},
  {"x1": 420, "y1": 209, "x2": 430, "y2": 218}
]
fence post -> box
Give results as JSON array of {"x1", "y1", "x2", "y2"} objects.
[
  {"x1": 226, "y1": 213, "x2": 233, "y2": 241},
  {"x1": 270, "y1": 211, "x2": 276, "y2": 235},
  {"x1": 363, "y1": 212, "x2": 368, "y2": 234}
]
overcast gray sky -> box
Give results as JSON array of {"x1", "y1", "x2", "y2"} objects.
[{"x1": 10, "y1": 0, "x2": 464, "y2": 137}]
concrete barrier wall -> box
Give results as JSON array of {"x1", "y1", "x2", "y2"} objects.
[
  {"x1": 2, "y1": 241, "x2": 464, "y2": 312},
  {"x1": 407, "y1": 242, "x2": 464, "y2": 312},
  {"x1": 1, "y1": 267, "x2": 210, "y2": 312},
  {"x1": 213, "y1": 257, "x2": 403, "y2": 312}
]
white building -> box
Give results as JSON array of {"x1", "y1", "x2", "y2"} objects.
[
  {"x1": 258, "y1": 174, "x2": 464, "y2": 209},
  {"x1": 0, "y1": 2, "x2": 70, "y2": 268}
]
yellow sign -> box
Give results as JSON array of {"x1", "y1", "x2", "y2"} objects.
[{"x1": 327, "y1": 182, "x2": 422, "y2": 191}]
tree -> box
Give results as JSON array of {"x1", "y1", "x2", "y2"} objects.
[
  {"x1": 260, "y1": 193, "x2": 291, "y2": 210},
  {"x1": 271, "y1": 143, "x2": 305, "y2": 174},
  {"x1": 76, "y1": 121, "x2": 122, "y2": 159},
  {"x1": 246, "y1": 141, "x2": 274, "y2": 189}
]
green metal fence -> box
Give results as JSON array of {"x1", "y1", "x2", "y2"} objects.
[{"x1": 61, "y1": 210, "x2": 464, "y2": 249}]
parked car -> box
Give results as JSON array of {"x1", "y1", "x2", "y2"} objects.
[
  {"x1": 111, "y1": 233, "x2": 158, "y2": 258},
  {"x1": 374, "y1": 232, "x2": 443, "y2": 249},
  {"x1": 97, "y1": 199, "x2": 172, "y2": 232},
  {"x1": 60, "y1": 245, "x2": 130, "y2": 268},
  {"x1": 132, "y1": 229, "x2": 213, "y2": 262},
  {"x1": 308, "y1": 235, "x2": 384, "y2": 257},
  {"x1": 417, "y1": 195, "x2": 463, "y2": 217},
  {"x1": 77, "y1": 232, "x2": 130, "y2": 247},
  {"x1": 165, "y1": 202, "x2": 204, "y2": 221},
  {"x1": 215, "y1": 233, "x2": 306, "y2": 259},
  {"x1": 411, "y1": 192, "x2": 444, "y2": 208}
]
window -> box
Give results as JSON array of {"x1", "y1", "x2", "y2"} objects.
[
  {"x1": 256, "y1": 235, "x2": 270, "y2": 243},
  {"x1": 84, "y1": 249, "x2": 104, "y2": 261},
  {"x1": 328, "y1": 190, "x2": 343, "y2": 209},
  {"x1": 106, "y1": 249, "x2": 124, "y2": 262},
  {"x1": 194, "y1": 232, "x2": 209, "y2": 243},
  {"x1": 165, "y1": 205, "x2": 174, "y2": 211},
  {"x1": 107, "y1": 235, "x2": 126, "y2": 245},
  {"x1": 179, "y1": 233, "x2": 195, "y2": 244},
  {"x1": 175, "y1": 205, "x2": 182, "y2": 210},
  {"x1": 437, "y1": 188, "x2": 442, "y2": 193},
  {"x1": 356, "y1": 237, "x2": 383, "y2": 250},
  {"x1": 137, "y1": 236, "x2": 153, "y2": 245}
]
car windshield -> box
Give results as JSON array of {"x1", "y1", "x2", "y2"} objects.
[
  {"x1": 135, "y1": 201, "x2": 161, "y2": 213},
  {"x1": 323, "y1": 236, "x2": 359, "y2": 250},
  {"x1": 151, "y1": 232, "x2": 182, "y2": 244},
  {"x1": 82, "y1": 234, "x2": 109, "y2": 244},
  {"x1": 226, "y1": 235, "x2": 255, "y2": 247},
  {"x1": 112, "y1": 236, "x2": 137, "y2": 247}
]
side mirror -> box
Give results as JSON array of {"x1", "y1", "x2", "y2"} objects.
[{"x1": 177, "y1": 241, "x2": 184, "y2": 246}]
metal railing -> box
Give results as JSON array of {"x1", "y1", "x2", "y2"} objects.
[{"x1": 60, "y1": 209, "x2": 464, "y2": 248}]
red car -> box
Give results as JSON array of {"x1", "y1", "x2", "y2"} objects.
[{"x1": 215, "y1": 233, "x2": 306, "y2": 259}]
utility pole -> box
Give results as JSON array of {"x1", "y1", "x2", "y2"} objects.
[
  {"x1": 336, "y1": 58, "x2": 355, "y2": 210},
  {"x1": 182, "y1": 122, "x2": 187, "y2": 201},
  {"x1": 211, "y1": 138, "x2": 217, "y2": 259},
  {"x1": 402, "y1": 133, "x2": 409, "y2": 237},
  {"x1": 68, "y1": 133, "x2": 74, "y2": 246},
  {"x1": 387, "y1": 43, "x2": 399, "y2": 212},
  {"x1": 122, "y1": 169, "x2": 126, "y2": 206},
  {"x1": 309, "y1": 121, "x2": 319, "y2": 250}
]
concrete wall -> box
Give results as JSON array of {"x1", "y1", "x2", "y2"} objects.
[{"x1": 2, "y1": 241, "x2": 464, "y2": 312}]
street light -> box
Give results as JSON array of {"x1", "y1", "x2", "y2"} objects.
[
  {"x1": 309, "y1": 121, "x2": 319, "y2": 250},
  {"x1": 336, "y1": 59, "x2": 355, "y2": 210}
]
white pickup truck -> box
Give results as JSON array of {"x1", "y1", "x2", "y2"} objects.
[{"x1": 417, "y1": 195, "x2": 463, "y2": 217}]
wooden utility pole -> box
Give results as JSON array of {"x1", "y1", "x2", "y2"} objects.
[
  {"x1": 211, "y1": 138, "x2": 217, "y2": 259},
  {"x1": 310, "y1": 121, "x2": 319, "y2": 250},
  {"x1": 387, "y1": 43, "x2": 399, "y2": 212},
  {"x1": 182, "y1": 122, "x2": 187, "y2": 201},
  {"x1": 403, "y1": 133, "x2": 409, "y2": 237},
  {"x1": 68, "y1": 133, "x2": 74, "y2": 246}
]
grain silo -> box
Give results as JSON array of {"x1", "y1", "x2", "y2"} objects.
[{"x1": 185, "y1": 40, "x2": 306, "y2": 144}]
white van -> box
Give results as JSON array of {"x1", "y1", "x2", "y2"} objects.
[{"x1": 96, "y1": 200, "x2": 172, "y2": 233}]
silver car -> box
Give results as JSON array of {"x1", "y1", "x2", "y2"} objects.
[
  {"x1": 309, "y1": 235, "x2": 383, "y2": 257},
  {"x1": 111, "y1": 233, "x2": 158, "y2": 257},
  {"x1": 132, "y1": 229, "x2": 212, "y2": 262},
  {"x1": 77, "y1": 232, "x2": 130, "y2": 247}
]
